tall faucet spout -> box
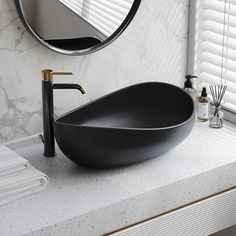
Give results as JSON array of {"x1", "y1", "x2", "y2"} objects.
[{"x1": 53, "y1": 83, "x2": 86, "y2": 94}]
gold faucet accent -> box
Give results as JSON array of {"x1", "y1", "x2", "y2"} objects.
[{"x1": 41, "y1": 69, "x2": 73, "y2": 82}]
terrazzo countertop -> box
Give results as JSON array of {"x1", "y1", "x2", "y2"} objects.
[{"x1": 1, "y1": 121, "x2": 236, "y2": 236}]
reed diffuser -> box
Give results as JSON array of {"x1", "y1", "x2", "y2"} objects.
[
  {"x1": 209, "y1": 85, "x2": 227, "y2": 128},
  {"x1": 207, "y1": 0, "x2": 229, "y2": 128}
]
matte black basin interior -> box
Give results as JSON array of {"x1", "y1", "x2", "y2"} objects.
[{"x1": 54, "y1": 82, "x2": 195, "y2": 168}]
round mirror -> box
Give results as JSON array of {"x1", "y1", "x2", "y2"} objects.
[{"x1": 15, "y1": 0, "x2": 141, "y2": 55}]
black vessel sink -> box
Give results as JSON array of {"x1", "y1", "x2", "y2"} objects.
[{"x1": 54, "y1": 82, "x2": 195, "y2": 168}]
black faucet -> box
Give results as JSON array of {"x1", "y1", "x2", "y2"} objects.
[{"x1": 41, "y1": 69, "x2": 86, "y2": 157}]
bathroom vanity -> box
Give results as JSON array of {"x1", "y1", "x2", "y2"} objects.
[
  {"x1": 1, "y1": 121, "x2": 236, "y2": 236},
  {"x1": 1, "y1": 1, "x2": 236, "y2": 235}
]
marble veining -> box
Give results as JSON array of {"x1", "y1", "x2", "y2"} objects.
[{"x1": 0, "y1": 0, "x2": 189, "y2": 143}]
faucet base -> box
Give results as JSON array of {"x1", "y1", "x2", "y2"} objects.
[{"x1": 44, "y1": 152, "x2": 56, "y2": 158}]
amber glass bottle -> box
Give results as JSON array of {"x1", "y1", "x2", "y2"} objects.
[{"x1": 197, "y1": 87, "x2": 210, "y2": 122}]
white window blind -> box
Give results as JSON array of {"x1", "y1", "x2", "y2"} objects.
[
  {"x1": 58, "y1": 0, "x2": 133, "y2": 38},
  {"x1": 194, "y1": 0, "x2": 236, "y2": 111}
]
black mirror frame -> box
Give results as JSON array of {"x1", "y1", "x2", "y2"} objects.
[{"x1": 15, "y1": 0, "x2": 141, "y2": 56}]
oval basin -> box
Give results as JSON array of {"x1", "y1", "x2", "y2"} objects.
[{"x1": 54, "y1": 82, "x2": 195, "y2": 168}]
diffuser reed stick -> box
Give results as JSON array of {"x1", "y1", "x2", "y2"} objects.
[
  {"x1": 209, "y1": 85, "x2": 227, "y2": 108},
  {"x1": 209, "y1": 85, "x2": 227, "y2": 128}
]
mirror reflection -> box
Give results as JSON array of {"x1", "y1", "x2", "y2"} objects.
[{"x1": 17, "y1": 0, "x2": 138, "y2": 54}]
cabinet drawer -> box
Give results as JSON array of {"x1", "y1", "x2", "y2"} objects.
[{"x1": 108, "y1": 187, "x2": 236, "y2": 236}]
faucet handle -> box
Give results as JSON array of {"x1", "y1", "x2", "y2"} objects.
[
  {"x1": 41, "y1": 69, "x2": 73, "y2": 82},
  {"x1": 52, "y1": 72, "x2": 73, "y2": 76}
]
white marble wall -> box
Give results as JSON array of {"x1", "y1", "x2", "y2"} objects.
[{"x1": 0, "y1": 0, "x2": 189, "y2": 143}]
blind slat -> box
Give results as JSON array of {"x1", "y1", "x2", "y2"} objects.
[
  {"x1": 201, "y1": 20, "x2": 236, "y2": 38},
  {"x1": 200, "y1": 52, "x2": 236, "y2": 73},
  {"x1": 202, "y1": 9, "x2": 236, "y2": 28},
  {"x1": 199, "y1": 61, "x2": 236, "y2": 83},
  {"x1": 200, "y1": 41, "x2": 236, "y2": 61},
  {"x1": 202, "y1": 0, "x2": 236, "y2": 17},
  {"x1": 201, "y1": 31, "x2": 236, "y2": 50}
]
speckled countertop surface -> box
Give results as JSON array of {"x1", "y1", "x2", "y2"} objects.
[{"x1": 1, "y1": 121, "x2": 236, "y2": 236}]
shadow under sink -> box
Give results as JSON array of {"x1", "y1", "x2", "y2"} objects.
[{"x1": 54, "y1": 82, "x2": 195, "y2": 168}]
